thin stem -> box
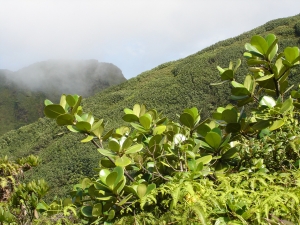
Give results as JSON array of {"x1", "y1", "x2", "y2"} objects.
[{"x1": 273, "y1": 77, "x2": 280, "y2": 98}]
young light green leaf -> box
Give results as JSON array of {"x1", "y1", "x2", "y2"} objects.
[
  {"x1": 125, "y1": 144, "x2": 143, "y2": 154},
  {"x1": 81, "y1": 135, "x2": 94, "y2": 143},
  {"x1": 115, "y1": 155, "x2": 131, "y2": 167},
  {"x1": 139, "y1": 113, "x2": 152, "y2": 129}
]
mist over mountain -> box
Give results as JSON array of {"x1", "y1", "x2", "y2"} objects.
[
  {"x1": 4, "y1": 59, "x2": 126, "y2": 100},
  {"x1": 0, "y1": 60, "x2": 126, "y2": 135}
]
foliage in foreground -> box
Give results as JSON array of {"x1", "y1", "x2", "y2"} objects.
[
  {"x1": 2, "y1": 33, "x2": 300, "y2": 224},
  {"x1": 1, "y1": 15, "x2": 300, "y2": 202}
]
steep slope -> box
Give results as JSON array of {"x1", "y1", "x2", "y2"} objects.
[
  {"x1": 0, "y1": 60, "x2": 126, "y2": 135},
  {"x1": 0, "y1": 14, "x2": 300, "y2": 199}
]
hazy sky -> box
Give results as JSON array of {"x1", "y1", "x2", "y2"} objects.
[{"x1": 1, "y1": 1, "x2": 299, "y2": 79}]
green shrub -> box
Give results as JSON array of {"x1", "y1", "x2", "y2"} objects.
[{"x1": 39, "y1": 34, "x2": 300, "y2": 224}]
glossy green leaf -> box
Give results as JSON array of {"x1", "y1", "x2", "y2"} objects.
[
  {"x1": 139, "y1": 113, "x2": 152, "y2": 129},
  {"x1": 97, "y1": 148, "x2": 116, "y2": 158},
  {"x1": 222, "y1": 109, "x2": 237, "y2": 123},
  {"x1": 117, "y1": 194, "x2": 133, "y2": 206},
  {"x1": 291, "y1": 90, "x2": 300, "y2": 98},
  {"x1": 66, "y1": 95, "x2": 76, "y2": 107},
  {"x1": 109, "y1": 139, "x2": 120, "y2": 152},
  {"x1": 256, "y1": 74, "x2": 274, "y2": 82},
  {"x1": 115, "y1": 155, "x2": 131, "y2": 167},
  {"x1": 247, "y1": 59, "x2": 268, "y2": 66},
  {"x1": 102, "y1": 128, "x2": 114, "y2": 141},
  {"x1": 86, "y1": 113, "x2": 94, "y2": 125},
  {"x1": 250, "y1": 35, "x2": 268, "y2": 54},
  {"x1": 279, "y1": 98, "x2": 293, "y2": 114},
  {"x1": 62, "y1": 198, "x2": 72, "y2": 207},
  {"x1": 100, "y1": 158, "x2": 115, "y2": 168},
  {"x1": 140, "y1": 104, "x2": 146, "y2": 116},
  {"x1": 137, "y1": 183, "x2": 147, "y2": 198},
  {"x1": 269, "y1": 119, "x2": 284, "y2": 131},
  {"x1": 265, "y1": 35, "x2": 278, "y2": 61},
  {"x1": 245, "y1": 43, "x2": 264, "y2": 57},
  {"x1": 44, "y1": 104, "x2": 65, "y2": 119},
  {"x1": 81, "y1": 206, "x2": 93, "y2": 217},
  {"x1": 130, "y1": 123, "x2": 148, "y2": 133},
  {"x1": 174, "y1": 133, "x2": 186, "y2": 145},
  {"x1": 67, "y1": 125, "x2": 80, "y2": 132},
  {"x1": 56, "y1": 113, "x2": 74, "y2": 126},
  {"x1": 260, "y1": 96, "x2": 276, "y2": 108},
  {"x1": 106, "y1": 172, "x2": 118, "y2": 188},
  {"x1": 149, "y1": 134, "x2": 162, "y2": 147},
  {"x1": 71, "y1": 96, "x2": 82, "y2": 115},
  {"x1": 180, "y1": 112, "x2": 194, "y2": 128},
  {"x1": 199, "y1": 141, "x2": 214, "y2": 152},
  {"x1": 91, "y1": 120, "x2": 104, "y2": 139},
  {"x1": 197, "y1": 123, "x2": 211, "y2": 137},
  {"x1": 59, "y1": 94, "x2": 67, "y2": 109},
  {"x1": 147, "y1": 109, "x2": 158, "y2": 121},
  {"x1": 99, "y1": 169, "x2": 110, "y2": 184},
  {"x1": 230, "y1": 95, "x2": 249, "y2": 100},
  {"x1": 75, "y1": 121, "x2": 91, "y2": 131},
  {"x1": 186, "y1": 107, "x2": 198, "y2": 119},
  {"x1": 244, "y1": 75, "x2": 254, "y2": 93},
  {"x1": 81, "y1": 135, "x2": 94, "y2": 143},
  {"x1": 107, "y1": 209, "x2": 115, "y2": 220},
  {"x1": 233, "y1": 59, "x2": 241, "y2": 73},
  {"x1": 153, "y1": 125, "x2": 166, "y2": 135},
  {"x1": 122, "y1": 114, "x2": 139, "y2": 122},
  {"x1": 222, "y1": 147, "x2": 238, "y2": 159},
  {"x1": 265, "y1": 33, "x2": 276, "y2": 47},
  {"x1": 252, "y1": 120, "x2": 272, "y2": 130},
  {"x1": 92, "y1": 203, "x2": 102, "y2": 217},
  {"x1": 237, "y1": 97, "x2": 254, "y2": 107},
  {"x1": 231, "y1": 87, "x2": 250, "y2": 96},
  {"x1": 81, "y1": 178, "x2": 92, "y2": 189},
  {"x1": 124, "y1": 108, "x2": 134, "y2": 114},
  {"x1": 225, "y1": 123, "x2": 241, "y2": 133},
  {"x1": 188, "y1": 160, "x2": 196, "y2": 170},
  {"x1": 121, "y1": 137, "x2": 133, "y2": 150},
  {"x1": 44, "y1": 99, "x2": 53, "y2": 106},
  {"x1": 217, "y1": 66, "x2": 225, "y2": 73},
  {"x1": 196, "y1": 155, "x2": 212, "y2": 165},
  {"x1": 36, "y1": 202, "x2": 48, "y2": 211},
  {"x1": 113, "y1": 166, "x2": 124, "y2": 186},
  {"x1": 205, "y1": 132, "x2": 221, "y2": 150},
  {"x1": 284, "y1": 47, "x2": 299, "y2": 63},
  {"x1": 146, "y1": 183, "x2": 156, "y2": 195},
  {"x1": 133, "y1": 104, "x2": 141, "y2": 117},
  {"x1": 125, "y1": 144, "x2": 143, "y2": 154},
  {"x1": 221, "y1": 70, "x2": 234, "y2": 80}
]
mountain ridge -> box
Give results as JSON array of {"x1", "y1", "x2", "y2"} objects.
[{"x1": 0, "y1": 60, "x2": 126, "y2": 135}]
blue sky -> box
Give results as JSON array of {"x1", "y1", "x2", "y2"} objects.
[{"x1": 1, "y1": 0, "x2": 300, "y2": 79}]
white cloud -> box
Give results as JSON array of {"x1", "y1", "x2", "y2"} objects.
[{"x1": 0, "y1": 0, "x2": 299, "y2": 78}]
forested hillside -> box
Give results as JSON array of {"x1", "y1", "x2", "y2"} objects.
[
  {"x1": 0, "y1": 14, "x2": 300, "y2": 200},
  {"x1": 0, "y1": 60, "x2": 126, "y2": 135}
]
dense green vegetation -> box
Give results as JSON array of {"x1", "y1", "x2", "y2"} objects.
[
  {"x1": 2, "y1": 31, "x2": 300, "y2": 224},
  {"x1": 0, "y1": 61, "x2": 126, "y2": 136},
  {"x1": 0, "y1": 14, "x2": 300, "y2": 206}
]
